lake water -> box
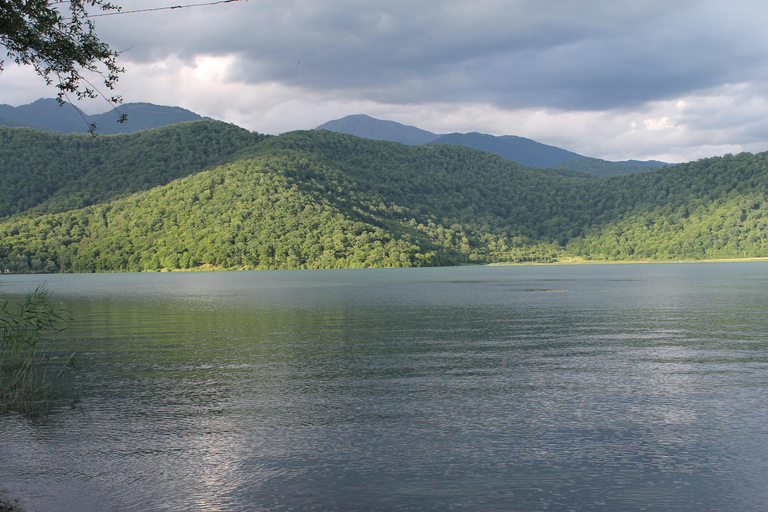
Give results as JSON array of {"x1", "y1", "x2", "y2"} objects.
[{"x1": 1, "y1": 263, "x2": 767, "y2": 511}]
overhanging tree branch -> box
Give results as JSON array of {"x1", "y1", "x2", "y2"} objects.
[{"x1": 0, "y1": 1, "x2": 124, "y2": 111}]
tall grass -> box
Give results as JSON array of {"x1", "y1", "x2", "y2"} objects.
[{"x1": 0, "y1": 286, "x2": 76, "y2": 415}]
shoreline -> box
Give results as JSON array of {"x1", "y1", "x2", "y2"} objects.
[
  {"x1": 2, "y1": 256, "x2": 768, "y2": 277},
  {"x1": 485, "y1": 256, "x2": 768, "y2": 267}
]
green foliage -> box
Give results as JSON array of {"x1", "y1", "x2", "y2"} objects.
[
  {"x1": 1, "y1": 287, "x2": 73, "y2": 415},
  {"x1": 0, "y1": 0, "x2": 122, "y2": 108},
  {"x1": 1, "y1": 125, "x2": 768, "y2": 272},
  {"x1": 554, "y1": 157, "x2": 663, "y2": 177},
  {"x1": 0, "y1": 154, "x2": 450, "y2": 271},
  {"x1": 0, "y1": 120, "x2": 267, "y2": 218},
  {"x1": 262, "y1": 130, "x2": 598, "y2": 245},
  {"x1": 566, "y1": 152, "x2": 768, "y2": 260}
]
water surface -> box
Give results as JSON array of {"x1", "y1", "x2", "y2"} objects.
[{"x1": 1, "y1": 263, "x2": 767, "y2": 511}]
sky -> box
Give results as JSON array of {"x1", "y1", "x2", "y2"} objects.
[{"x1": 2, "y1": 0, "x2": 768, "y2": 163}]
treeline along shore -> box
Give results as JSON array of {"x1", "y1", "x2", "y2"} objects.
[{"x1": 2, "y1": 121, "x2": 768, "y2": 272}]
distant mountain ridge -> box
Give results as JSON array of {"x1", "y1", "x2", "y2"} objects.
[
  {"x1": 315, "y1": 114, "x2": 440, "y2": 145},
  {"x1": 618, "y1": 159, "x2": 668, "y2": 168},
  {"x1": 2, "y1": 100, "x2": 670, "y2": 174},
  {"x1": 429, "y1": 132, "x2": 582, "y2": 168},
  {"x1": 315, "y1": 114, "x2": 670, "y2": 175},
  {"x1": 0, "y1": 98, "x2": 210, "y2": 135}
]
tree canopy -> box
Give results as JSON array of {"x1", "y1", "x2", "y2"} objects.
[
  {"x1": 2, "y1": 123, "x2": 768, "y2": 273},
  {"x1": 0, "y1": 0, "x2": 123, "y2": 109}
]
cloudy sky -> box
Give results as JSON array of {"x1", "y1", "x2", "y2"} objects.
[{"x1": 3, "y1": 0, "x2": 768, "y2": 162}]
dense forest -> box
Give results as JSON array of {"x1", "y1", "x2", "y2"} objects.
[
  {"x1": 1, "y1": 121, "x2": 767, "y2": 272},
  {"x1": 0, "y1": 122, "x2": 266, "y2": 218},
  {"x1": 552, "y1": 157, "x2": 664, "y2": 177}
]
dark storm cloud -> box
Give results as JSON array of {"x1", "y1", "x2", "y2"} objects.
[{"x1": 97, "y1": 0, "x2": 768, "y2": 111}]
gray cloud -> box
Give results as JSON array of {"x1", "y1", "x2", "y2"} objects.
[
  {"x1": 97, "y1": 0, "x2": 768, "y2": 111},
  {"x1": 4, "y1": 0, "x2": 768, "y2": 161}
]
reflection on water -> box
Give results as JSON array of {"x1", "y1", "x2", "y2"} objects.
[{"x1": 1, "y1": 263, "x2": 767, "y2": 511}]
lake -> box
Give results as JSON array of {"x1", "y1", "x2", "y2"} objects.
[{"x1": 1, "y1": 263, "x2": 767, "y2": 511}]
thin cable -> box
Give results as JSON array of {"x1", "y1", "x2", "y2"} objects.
[{"x1": 87, "y1": 0, "x2": 246, "y2": 17}]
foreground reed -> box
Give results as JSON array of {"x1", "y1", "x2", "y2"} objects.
[{"x1": 0, "y1": 286, "x2": 76, "y2": 415}]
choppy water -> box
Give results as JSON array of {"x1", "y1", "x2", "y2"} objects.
[{"x1": 1, "y1": 263, "x2": 767, "y2": 511}]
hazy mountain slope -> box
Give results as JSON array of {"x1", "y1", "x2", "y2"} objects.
[
  {"x1": 317, "y1": 114, "x2": 672, "y2": 175},
  {"x1": 428, "y1": 132, "x2": 582, "y2": 168},
  {"x1": 0, "y1": 99, "x2": 90, "y2": 133},
  {"x1": 316, "y1": 114, "x2": 582, "y2": 167},
  {"x1": 617, "y1": 159, "x2": 669, "y2": 168},
  {"x1": 87, "y1": 103, "x2": 212, "y2": 134},
  {"x1": 316, "y1": 114, "x2": 440, "y2": 145},
  {"x1": 0, "y1": 98, "x2": 209, "y2": 135},
  {"x1": 0, "y1": 121, "x2": 266, "y2": 218},
  {"x1": 0, "y1": 115, "x2": 46, "y2": 130}
]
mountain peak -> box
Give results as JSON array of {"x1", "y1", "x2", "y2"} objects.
[
  {"x1": 428, "y1": 132, "x2": 582, "y2": 168},
  {"x1": 315, "y1": 114, "x2": 440, "y2": 145},
  {"x1": 0, "y1": 98, "x2": 209, "y2": 135},
  {"x1": 315, "y1": 114, "x2": 671, "y2": 174}
]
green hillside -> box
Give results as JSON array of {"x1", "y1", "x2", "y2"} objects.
[
  {"x1": 0, "y1": 121, "x2": 266, "y2": 218},
  {"x1": 1, "y1": 124, "x2": 767, "y2": 273},
  {"x1": 554, "y1": 157, "x2": 667, "y2": 177},
  {"x1": 567, "y1": 153, "x2": 768, "y2": 260}
]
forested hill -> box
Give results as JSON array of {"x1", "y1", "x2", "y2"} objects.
[
  {"x1": 1, "y1": 124, "x2": 767, "y2": 273},
  {"x1": 0, "y1": 121, "x2": 266, "y2": 218},
  {"x1": 553, "y1": 157, "x2": 669, "y2": 177}
]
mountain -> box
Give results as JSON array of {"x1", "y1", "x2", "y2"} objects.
[
  {"x1": 315, "y1": 114, "x2": 670, "y2": 173},
  {"x1": 1, "y1": 122, "x2": 767, "y2": 273},
  {"x1": 428, "y1": 132, "x2": 582, "y2": 169},
  {"x1": 0, "y1": 98, "x2": 210, "y2": 135},
  {"x1": 314, "y1": 114, "x2": 581, "y2": 167},
  {"x1": 0, "y1": 114, "x2": 47, "y2": 130},
  {"x1": 316, "y1": 114, "x2": 440, "y2": 145},
  {"x1": 88, "y1": 102, "x2": 212, "y2": 134},
  {"x1": 0, "y1": 121, "x2": 265, "y2": 218},
  {"x1": 0, "y1": 99, "x2": 91, "y2": 133},
  {"x1": 3, "y1": 102, "x2": 670, "y2": 174}
]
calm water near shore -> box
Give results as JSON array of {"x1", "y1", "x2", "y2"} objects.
[{"x1": 1, "y1": 263, "x2": 767, "y2": 511}]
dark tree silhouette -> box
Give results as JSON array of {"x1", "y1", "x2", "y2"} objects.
[{"x1": 0, "y1": 1, "x2": 123, "y2": 108}]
